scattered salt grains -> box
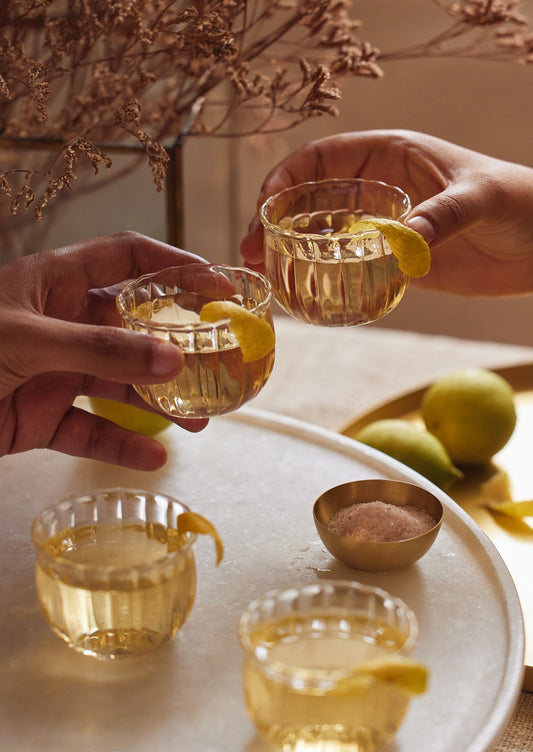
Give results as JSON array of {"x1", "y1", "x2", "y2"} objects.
[{"x1": 326, "y1": 500, "x2": 435, "y2": 543}]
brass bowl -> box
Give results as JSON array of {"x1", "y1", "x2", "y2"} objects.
[{"x1": 313, "y1": 479, "x2": 443, "y2": 572}]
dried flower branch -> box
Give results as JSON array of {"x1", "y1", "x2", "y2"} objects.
[{"x1": 0, "y1": 0, "x2": 531, "y2": 227}]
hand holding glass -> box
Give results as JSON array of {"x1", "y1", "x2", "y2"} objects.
[{"x1": 117, "y1": 264, "x2": 275, "y2": 418}]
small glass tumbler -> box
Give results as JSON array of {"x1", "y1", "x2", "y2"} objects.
[
  {"x1": 260, "y1": 178, "x2": 411, "y2": 326},
  {"x1": 116, "y1": 263, "x2": 275, "y2": 418},
  {"x1": 31, "y1": 489, "x2": 197, "y2": 659},
  {"x1": 238, "y1": 580, "x2": 419, "y2": 751}
]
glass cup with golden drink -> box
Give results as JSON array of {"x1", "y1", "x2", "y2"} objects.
[
  {"x1": 31, "y1": 489, "x2": 207, "y2": 659},
  {"x1": 116, "y1": 264, "x2": 275, "y2": 419},
  {"x1": 260, "y1": 178, "x2": 412, "y2": 326},
  {"x1": 238, "y1": 580, "x2": 422, "y2": 751}
]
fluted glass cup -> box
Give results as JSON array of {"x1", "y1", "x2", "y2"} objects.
[
  {"x1": 238, "y1": 580, "x2": 419, "y2": 751},
  {"x1": 117, "y1": 264, "x2": 275, "y2": 418},
  {"x1": 260, "y1": 178, "x2": 411, "y2": 326},
  {"x1": 31, "y1": 489, "x2": 197, "y2": 659}
]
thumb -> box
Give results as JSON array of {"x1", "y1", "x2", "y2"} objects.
[
  {"x1": 240, "y1": 215, "x2": 265, "y2": 265},
  {"x1": 406, "y1": 182, "x2": 484, "y2": 248}
]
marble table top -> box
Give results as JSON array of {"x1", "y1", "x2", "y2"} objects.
[{"x1": 253, "y1": 316, "x2": 533, "y2": 752}]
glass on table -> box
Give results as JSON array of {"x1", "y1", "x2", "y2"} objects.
[
  {"x1": 260, "y1": 178, "x2": 412, "y2": 326},
  {"x1": 238, "y1": 579, "x2": 422, "y2": 751},
  {"x1": 31, "y1": 489, "x2": 203, "y2": 659},
  {"x1": 116, "y1": 264, "x2": 275, "y2": 419}
]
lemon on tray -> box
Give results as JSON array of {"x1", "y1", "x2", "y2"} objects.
[
  {"x1": 351, "y1": 418, "x2": 462, "y2": 490},
  {"x1": 421, "y1": 368, "x2": 516, "y2": 465}
]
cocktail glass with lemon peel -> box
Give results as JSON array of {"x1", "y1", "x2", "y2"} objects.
[
  {"x1": 260, "y1": 177, "x2": 430, "y2": 326},
  {"x1": 238, "y1": 580, "x2": 426, "y2": 751},
  {"x1": 31, "y1": 489, "x2": 224, "y2": 659},
  {"x1": 116, "y1": 264, "x2": 275, "y2": 419}
]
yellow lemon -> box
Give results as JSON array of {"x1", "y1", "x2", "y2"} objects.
[
  {"x1": 352, "y1": 218, "x2": 431, "y2": 278},
  {"x1": 177, "y1": 511, "x2": 224, "y2": 565},
  {"x1": 351, "y1": 419, "x2": 462, "y2": 490},
  {"x1": 421, "y1": 368, "x2": 516, "y2": 465},
  {"x1": 334, "y1": 656, "x2": 428, "y2": 696},
  {"x1": 200, "y1": 300, "x2": 275, "y2": 363},
  {"x1": 89, "y1": 397, "x2": 172, "y2": 436}
]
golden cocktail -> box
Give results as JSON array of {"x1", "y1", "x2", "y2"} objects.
[
  {"x1": 117, "y1": 264, "x2": 275, "y2": 418},
  {"x1": 238, "y1": 580, "x2": 423, "y2": 751},
  {"x1": 260, "y1": 178, "x2": 412, "y2": 326},
  {"x1": 32, "y1": 489, "x2": 198, "y2": 659}
]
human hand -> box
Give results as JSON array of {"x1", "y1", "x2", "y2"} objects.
[
  {"x1": 0, "y1": 231, "x2": 209, "y2": 470},
  {"x1": 240, "y1": 129, "x2": 533, "y2": 296}
]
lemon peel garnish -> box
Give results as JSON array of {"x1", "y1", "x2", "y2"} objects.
[
  {"x1": 486, "y1": 499, "x2": 533, "y2": 520},
  {"x1": 200, "y1": 300, "x2": 275, "y2": 363},
  {"x1": 349, "y1": 220, "x2": 381, "y2": 238},
  {"x1": 333, "y1": 656, "x2": 429, "y2": 696},
  {"x1": 481, "y1": 470, "x2": 513, "y2": 503},
  {"x1": 480, "y1": 472, "x2": 533, "y2": 522},
  {"x1": 352, "y1": 218, "x2": 431, "y2": 278},
  {"x1": 177, "y1": 511, "x2": 224, "y2": 566}
]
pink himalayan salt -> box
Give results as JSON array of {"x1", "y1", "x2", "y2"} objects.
[{"x1": 326, "y1": 500, "x2": 435, "y2": 543}]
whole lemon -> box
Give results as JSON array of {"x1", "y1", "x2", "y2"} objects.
[
  {"x1": 421, "y1": 368, "x2": 516, "y2": 466},
  {"x1": 89, "y1": 398, "x2": 172, "y2": 436},
  {"x1": 352, "y1": 418, "x2": 462, "y2": 489}
]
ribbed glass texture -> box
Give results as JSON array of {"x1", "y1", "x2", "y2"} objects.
[
  {"x1": 261, "y1": 178, "x2": 411, "y2": 327},
  {"x1": 238, "y1": 580, "x2": 419, "y2": 750},
  {"x1": 31, "y1": 488, "x2": 197, "y2": 659},
  {"x1": 116, "y1": 264, "x2": 275, "y2": 417}
]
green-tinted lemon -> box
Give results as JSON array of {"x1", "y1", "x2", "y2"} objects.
[
  {"x1": 421, "y1": 368, "x2": 516, "y2": 466},
  {"x1": 351, "y1": 419, "x2": 462, "y2": 489},
  {"x1": 89, "y1": 397, "x2": 172, "y2": 436}
]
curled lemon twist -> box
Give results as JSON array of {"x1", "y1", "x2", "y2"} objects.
[
  {"x1": 352, "y1": 218, "x2": 431, "y2": 278},
  {"x1": 177, "y1": 511, "x2": 224, "y2": 566},
  {"x1": 200, "y1": 300, "x2": 275, "y2": 363}
]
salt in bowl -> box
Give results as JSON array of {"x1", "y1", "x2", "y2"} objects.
[{"x1": 313, "y1": 479, "x2": 443, "y2": 571}]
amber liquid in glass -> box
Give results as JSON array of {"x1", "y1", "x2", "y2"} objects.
[
  {"x1": 243, "y1": 612, "x2": 411, "y2": 751},
  {"x1": 35, "y1": 521, "x2": 196, "y2": 658},
  {"x1": 134, "y1": 299, "x2": 275, "y2": 418},
  {"x1": 265, "y1": 209, "x2": 408, "y2": 326}
]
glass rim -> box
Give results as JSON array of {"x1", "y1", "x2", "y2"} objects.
[
  {"x1": 238, "y1": 579, "x2": 419, "y2": 677},
  {"x1": 31, "y1": 487, "x2": 197, "y2": 576},
  {"x1": 259, "y1": 177, "x2": 412, "y2": 239},
  {"x1": 116, "y1": 263, "x2": 273, "y2": 332}
]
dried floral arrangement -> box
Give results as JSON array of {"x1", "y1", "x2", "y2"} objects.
[{"x1": 0, "y1": 0, "x2": 532, "y2": 251}]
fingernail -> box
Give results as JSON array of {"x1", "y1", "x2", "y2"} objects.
[
  {"x1": 151, "y1": 342, "x2": 182, "y2": 376},
  {"x1": 407, "y1": 215, "x2": 436, "y2": 246}
]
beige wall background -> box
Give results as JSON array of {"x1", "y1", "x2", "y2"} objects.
[{"x1": 41, "y1": 0, "x2": 533, "y2": 345}]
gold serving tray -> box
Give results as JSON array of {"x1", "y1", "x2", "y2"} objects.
[{"x1": 340, "y1": 362, "x2": 533, "y2": 691}]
